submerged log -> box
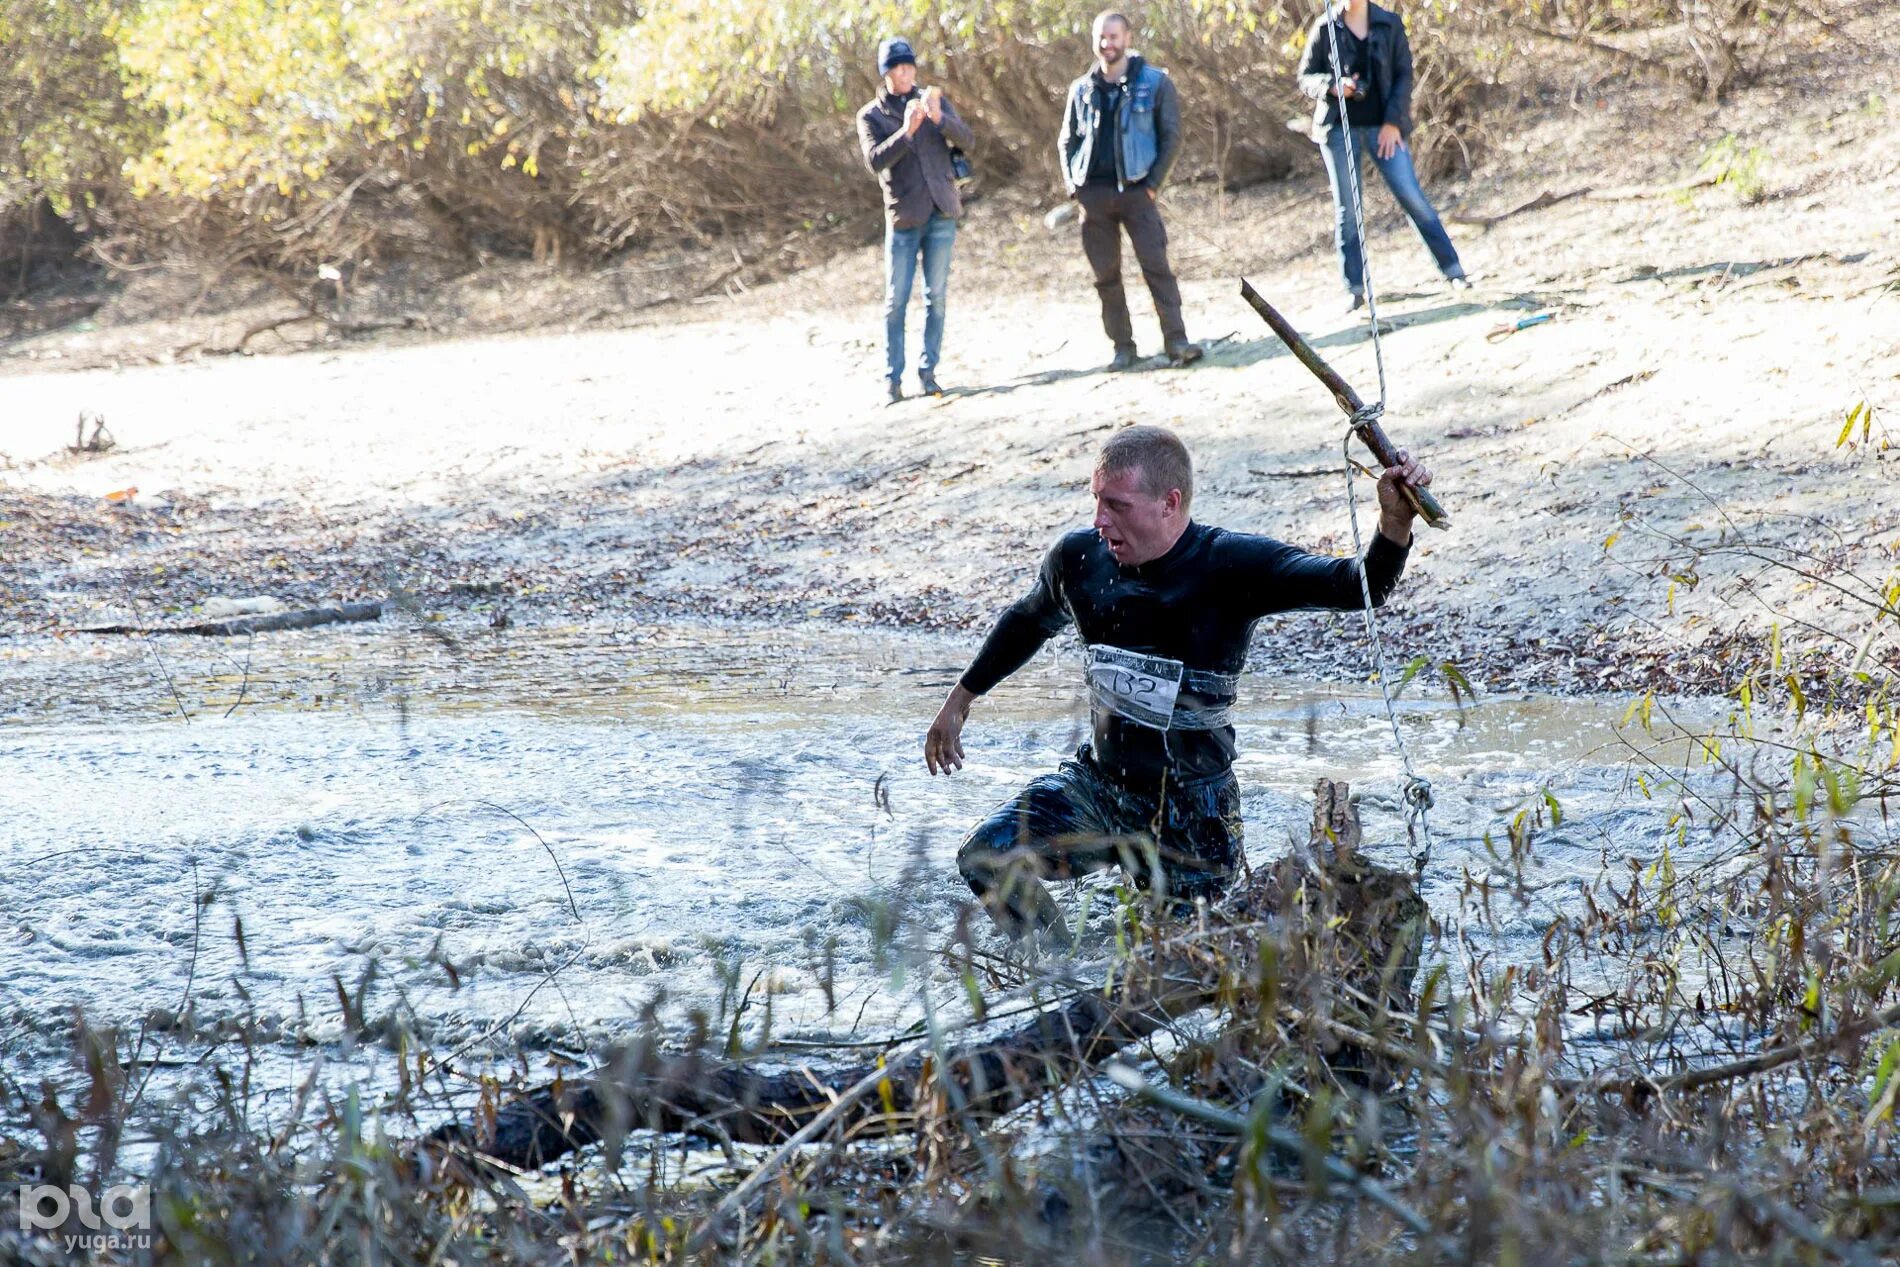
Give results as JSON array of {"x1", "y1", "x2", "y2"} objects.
[
  {"x1": 428, "y1": 778, "x2": 1425, "y2": 1173},
  {"x1": 431, "y1": 964, "x2": 1217, "y2": 1169},
  {"x1": 78, "y1": 601, "x2": 383, "y2": 637}
]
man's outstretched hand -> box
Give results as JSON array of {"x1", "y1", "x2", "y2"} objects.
[
  {"x1": 925, "y1": 685, "x2": 976, "y2": 774},
  {"x1": 1376, "y1": 450, "x2": 1433, "y2": 545}
]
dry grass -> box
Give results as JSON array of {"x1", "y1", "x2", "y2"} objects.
[{"x1": 4, "y1": 623, "x2": 1897, "y2": 1263}]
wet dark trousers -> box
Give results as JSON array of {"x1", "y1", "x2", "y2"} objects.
[
  {"x1": 1076, "y1": 184, "x2": 1187, "y2": 353},
  {"x1": 956, "y1": 747, "x2": 1243, "y2": 937}
]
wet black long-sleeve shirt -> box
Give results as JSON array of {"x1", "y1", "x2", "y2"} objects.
[{"x1": 959, "y1": 522, "x2": 1410, "y2": 787}]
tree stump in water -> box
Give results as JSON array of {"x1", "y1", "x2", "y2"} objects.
[
  {"x1": 426, "y1": 778, "x2": 1425, "y2": 1173},
  {"x1": 1213, "y1": 778, "x2": 1429, "y2": 1090}
]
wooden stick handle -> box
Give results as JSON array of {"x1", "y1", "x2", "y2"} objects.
[{"x1": 1239, "y1": 279, "x2": 1451, "y2": 530}]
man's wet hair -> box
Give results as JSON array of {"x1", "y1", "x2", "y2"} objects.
[
  {"x1": 1093, "y1": 10, "x2": 1131, "y2": 33},
  {"x1": 1098, "y1": 424, "x2": 1193, "y2": 512}
]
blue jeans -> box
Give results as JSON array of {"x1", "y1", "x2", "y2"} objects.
[
  {"x1": 883, "y1": 211, "x2": 957, "y2": 383},
  {"x1": 1321, "y1": 127, "x2": 1462, "y2": 296}
]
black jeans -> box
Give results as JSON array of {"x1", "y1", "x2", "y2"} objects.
[
  {"x1": 1076, "y1": 184, "x2": 1188, "y2": 354},
  {"x1": 956, "y1": 745, "x2": 1244, "y2": 936}
]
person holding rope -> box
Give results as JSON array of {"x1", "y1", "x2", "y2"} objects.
[
  {"x1": 1298, "y1": 0, "x2": 1468, "y2": 311},
  {"x1": 858, "y1": 37, "x2": 976, "y2": 403},
  {"x1": 1058, "y1": 11, "x2": 1202, "y2": 370},
  {"x1": 924, "y1": 425, "x2": 1431, "y2": 938}
]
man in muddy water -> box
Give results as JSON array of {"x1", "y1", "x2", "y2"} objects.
[
  {"x1": 923, "y1": 425, "x2": 1431, "y2": 938},
  {"x1": 857, "y1": 36, "x2": 976, "y2": 404},
  {"x1": 1059, "y1": 11, "x2": 1201, "y2": 370}
]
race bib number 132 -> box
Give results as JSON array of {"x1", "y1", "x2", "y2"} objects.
[{"x1": 1085, "y1": 645, "x2": 1184, "y2": 731}]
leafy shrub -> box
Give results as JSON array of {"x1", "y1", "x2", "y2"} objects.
[{"x1": 0, "y1": 0, "x2": 1817, "y2": 277}]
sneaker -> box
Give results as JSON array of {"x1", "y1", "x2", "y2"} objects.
[
  {"x1": 1447, "y1": 271, "x2": 1475, "y2": 291},
  {"x1": 1345, "y1": 291, "x2": 1367, "y2": 315},
  {"x1": 1166, "y1": 340, "x2": 1204, "y2": 366},
  {"x1": 918, "y1": 370, "x2": 943, "y2": 397},
  {"x1": 886, "y1": 379, "x2": 904, "y2": 404},
  {"x1": 1107, "y1": 345, "x2": 1140, "y2": 372}
]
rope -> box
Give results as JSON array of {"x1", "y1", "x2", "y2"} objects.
[
  {"x1": 1341, "y1": 414, "x2": 1437, "y2": 877},
  {"x1": 1321, "y1": 5, "x2": 1437, "y2": 879}
]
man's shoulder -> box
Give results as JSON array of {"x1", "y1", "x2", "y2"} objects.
[
  {"x1": 859, "y1": 96, "x2": 907, "y2": 128},
  {"x1": 1053, "y1": 526, "x2": 1101, "y2": 558},
  {"x1": 1203, "y1": 524, "x2": 1295, "y2": 561},
  {"x1": 1369, "y1": 2, "x2": 1402, "y2": 26},
  {"x1": 1038, "y1": 527, "x2": 1106, "y2": 575}
]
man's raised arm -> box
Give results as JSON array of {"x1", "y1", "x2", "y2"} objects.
[
  {"x1": 1230, "y1": 454, "x2": 1432, "y2": 617},
  {"x1": 925, "y1": 545, "x2": 1072, "y2": 774}
]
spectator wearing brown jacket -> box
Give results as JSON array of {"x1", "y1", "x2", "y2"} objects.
[{"x1": 857, "y1": 37, "x2": 975, "y2": 402}]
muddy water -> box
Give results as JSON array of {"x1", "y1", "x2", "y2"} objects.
[{"x1": 1, "y1": 620, "x2": 1712, "y2": 1118}]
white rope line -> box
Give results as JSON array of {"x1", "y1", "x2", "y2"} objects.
[
  {"x1": 1342, "y1": 408, "x2": 1437, "y2": 877},
  {"x1": 1323, "y1": 5, "x2": 1436, "y2": 878}
]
